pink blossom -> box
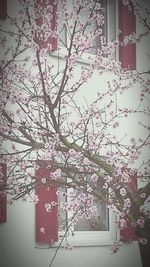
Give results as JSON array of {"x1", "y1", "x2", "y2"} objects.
[
  {"x1": 45, "y1": 203, "x2": 52, "y2": 212},
  {"x1": 119, "y1": 218, "x2": 127, "y2": 230},
  {"x1": 112, "y1": 122, "x2": 119, "y2": 128},
  {"x1": 120, "y1": 188, "x2": 127, "y2": 197},
  {"x1": 124, "y1": 198, "x2": 131, "y2": 209},
  {"x1": 140, "y1": 193, "x2": 146, "y2": 199},
  {"x1": 137, "y1": 217, "x2": 145, "y2": 228},
  {"x1": 110, "y1": 241, "x2": 121, "y2": 254},
  {"x1": 51, "y1": 201, "x2": 57, "y2": 207},
  {"x1": 40, "y1": 227, "x2": 45, "y2": 234},
  {"x1": 33, "y1": 195, "x2": 39, "y2": 204},
  {"x1": 51, "y1": 169, "x2": 61, "y2": 180},
  {"x1": 103, "y1": 182, "x2": 108, "y2": 189},
  {"x1": 69, "y1": 149, "x2": 77, "y2": 156},
  {"x1": 91, "y1": 173, "x2": 98, "y2": 183},
  {"x1": 83, "y1": 157, "x2": 90, "y2": 165},
  {"x1": 41, "y1": 178, "x2": 46, "y2": 184}
]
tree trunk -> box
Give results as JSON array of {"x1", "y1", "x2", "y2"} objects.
[
  {"x1": 136, "y1": 219, "x2": 150, "y2": 267},
  {"x1": 138, "y1": 242, "x2": 150, "y2": 267}
]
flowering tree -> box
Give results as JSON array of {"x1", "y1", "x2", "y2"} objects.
[{"x1": 0, "y1": 0, "x2": 150, "y2": 267}]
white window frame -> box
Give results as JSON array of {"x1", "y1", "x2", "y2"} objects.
[
  {"x1": 66, "y1": 211, "x2": 117, "y2": 247},
  {"x1": 52, "y1": 176, "x2": 118, "y2": 247},
  {"x1": 53, "y1": 210, "x2": 117, "y2": 247},
  {"x1": 51, "y1": 0, "x2": 117, "y2": 65}
]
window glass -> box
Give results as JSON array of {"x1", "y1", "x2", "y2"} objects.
[
  {"x1": 57, "y1": 0, "x2": 116, "y2": 55},
  {"x1": 74, "y1": 201, "x2": 109, "y2": 231},
  {"x1": 58, "y1": 173, "x2": 109, "y2": 234}
]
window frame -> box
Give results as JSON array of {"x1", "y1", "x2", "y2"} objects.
[
  {"x1": 51, "y1": 0, "x2": 117, "y2": 65},
  {"x1": 33, "y1": 162, "x2": 118, "y2": 248},
  {"x1": 66, "y1": 210, "x2": 117, "y2": 247},
  {"x1": 53, "y1": 210, "x2": 117, "y2": 247},
  {"x1": 53, "y1": 177, "x2": 117, "y2": 247}
]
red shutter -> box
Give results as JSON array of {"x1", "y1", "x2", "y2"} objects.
[
  {"x1": 35, "y1": 161, "x2": 58, "y2": 243},
  {"x1": 0, "y1": 0, "x2": 7, "y2": 20},
  {"x1": 120, "y1": 221, "x2": 137, "y2": 242},
  {"x1": 34, "y1": 0, "x2": 57, "y2": 51},
  {"x1": 118, "y1": 0, "x2": 136, "y2": 69},
  {"x1": 0, "y1": 163, "x2": 7, "y2": 223},
  {"x1": 120, "y1": 172, "x2": 137, "y2": 242}
]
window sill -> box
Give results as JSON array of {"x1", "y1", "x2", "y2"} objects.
[
  {"x1": 49, "y1": 46, "x2": 113, "y2": 68},
  {"x1": 35, "y1": 212, "x2": 117, "y2": 248}
]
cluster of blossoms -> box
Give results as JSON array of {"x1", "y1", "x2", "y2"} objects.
[
  {"x1": 103, "y1": 175, "x2": 113, "y2": 189},
  {"x1": 73, "y1": 33, "x2": 95, "y2": 53},
  {"x1": 0, "y1": 124, "x2": 11, "y2": 135},
  {"x1": 91, "y1": 173, "x2": 98, "y2": 183},
  {"x1": 107, "y1": 202, "x2": 122, "y2": 216},
  {"x1": 75, "y1": 193, "x2": 98, "y2": 220},
  {"x1": 40, "y1": 227, "x2": 45, "y2": 234},
  {"x1": 19, "y1": 0, "x2": 57, "y2": 50},
  {"x1": 51, "y1": 169, "x2": 61, "y2": 180},
  {"x1": 136, "y1": 217, "x2": 145, "y2": 228},
  {"x1": 110, "y1": 241, "x2": 122, "y2": 254},
  {"x1": 86, "y1": 132, "x2": 101, "y2": 152},
  {"x1": 68, "y1": 149, "x2": 78, "y2": 157},
  {"x1": 123, "y1": 198, "x2": 131, "y2": 212},
  {"x1": 78, "y1": 66, "x2": 94, "y2": 83},
  {"x1": 67, "y1": 53, "x2": 80, "y2": 72},
  {"x1": 43, "y1": 136, "x2": 60, "y2": 160},
  {"x1": 33, "y1": 194, "x2": 39, "y2": 204},
  {"x1": 44, "y1": 201, "x2": 57, "y2": 212},
  {"x1": 120, "y1": 188, "x2": 127, "y2": 197},
  {"x1": 117, "y1": 218, "x2": 127, "y2": 230},
  {"x1": 122, "y1": 32, "x2": 140, "y2": 46},
  {"x1": 59, "y1": 190, "x2": 98, "y2": 223},
  {"x1": 60, "y1": 201, "x2": 72, "y2": 212}
]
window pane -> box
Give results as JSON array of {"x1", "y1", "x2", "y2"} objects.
[
  {"x1": 58, "y1": 0, "x2": 106, "y2": 53},
  {"x1": 74, "y1": 172, "x2": 109, "y2": 232},
  {"x1": 73, "y1": 0, "x2": 106, "y2": 54},
  {"x1": 74, "y1": 201, "x2": 109, "y2": 231},
  {"x1": 57, "y1": 172, "x2": 109, "y2": 232}
]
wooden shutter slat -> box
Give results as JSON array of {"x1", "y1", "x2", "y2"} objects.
[
  {"x1": 118, "y1": 0, "x2": 136, "y2": 69},
  {"x1": 35, "y1": 161, "x2": 58, "y2": 243}
]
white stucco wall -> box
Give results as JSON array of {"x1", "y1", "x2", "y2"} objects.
[{"x1": 0, "y1": 200, "x2": 142, "y2": 267}]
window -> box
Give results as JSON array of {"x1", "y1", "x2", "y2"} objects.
[
  {"x1": 35, "y1": 161, "x2": 117, "y2": 247},
  {"x1": 64, "y1": 187, "x2": 116, "y2": 246},
  {"x1": 56, "y1": 0, "x2": 136, "y2": 69},
  {"x1": 32, "y1": 0, "x2": 136, "y2": 69},
  {"x1": 34, "y1": 161, "x2": 138, "y2": 247},
  {"x1": 57, "y1": 0, "x2": 116, "y2": 55}
]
